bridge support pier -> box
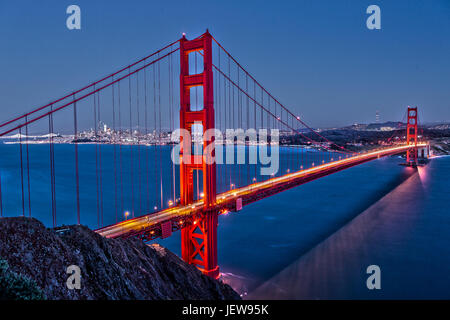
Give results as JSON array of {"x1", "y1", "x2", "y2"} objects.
[
  {"x1": 179, "y1": 31, "x2": 219, "y2": 278},
  {"x1": 181, "y1": 211, "x2": 219, "y2": 278}
]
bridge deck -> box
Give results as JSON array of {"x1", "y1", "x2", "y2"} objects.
[{"x1": 96, "y1": 144, "x2": 427, "y2": 240}]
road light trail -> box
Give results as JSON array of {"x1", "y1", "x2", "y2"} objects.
[{"x1": 96, "y1": 143, "x2": 428, "y2": 239}]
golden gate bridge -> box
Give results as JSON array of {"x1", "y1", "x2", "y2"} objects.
[{"x1": 0, "y1": 31, "x2": 429, "y2": 279}]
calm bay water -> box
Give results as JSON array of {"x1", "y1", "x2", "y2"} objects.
[
  {"x1": 248, "y1": 156, "x2": 450, "y2": 299},
  {"x1": 0, "y1": 143, "x2": 449, "y2": 299},
  {"x1": 162, "y1": 155, "x2": 450, "y2": 299}
]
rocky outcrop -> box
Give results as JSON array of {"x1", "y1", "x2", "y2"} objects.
[{"x1": 0, "y1": 217, "x2": 240, "y2": 300}]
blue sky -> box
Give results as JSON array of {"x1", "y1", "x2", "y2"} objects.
[{"x1": 0, "y1": 0, "x2": 449, "y2": 127}]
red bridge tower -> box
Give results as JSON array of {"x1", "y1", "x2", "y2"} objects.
[
  {"x1": 406, "y1": 106, "x2": 418, "y2": 165},
  {"x1": 179, "y1": 31, "x2": 219, "y2": 278}
]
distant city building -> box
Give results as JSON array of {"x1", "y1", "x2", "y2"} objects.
[{"x1": 376, "y1": 110, "x2": 380, "y2": 123}]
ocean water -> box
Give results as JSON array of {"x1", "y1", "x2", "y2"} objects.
[
  {"x1": 0, "y1": 143, "x2": 448, "y2": 299},
  {"x1": 0, "y1": 143, "x2": 339, "y2": 227},
  {"x1": 162, "y1": 155, "x2": 450, "y2": 299},
  {"x1": 248, "y1": 157, "x2": 450, "y2": 299}
]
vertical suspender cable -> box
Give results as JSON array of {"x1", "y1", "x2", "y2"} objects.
[
  {"x1": 246, "y1": 73, "x2": 249, "y2": 187},
  {"x1": 25, "y1": 116, "x2": 31, "y2": 217},
  {"x1": 216, "y1": 48, "x2": 220, "y2": 193},
  {"x1": 0, "y1": 171, "x2": 2, "y2": 217},
  {"x1": 171, "y1": 51, "x2": 176, "y2": 201},
  {"x1": 225, "y1": 55, "x2": 228, "y2": 190},
  {"x1": 254, "y1": 81, "x2": 257, "y2": 181},
  {"x1": 73, "y1": 95, "x2": 80, "y2": 224},
  {"x1": 228, "y1": 55, "x2": 231, "y2": 190},
  {"x1": 137, "y1": 71, "x2": 142, "y2": 216},
  {"x1": 158, "y1": 54, "x2": 163, "y2": 209},
  {"x1": 49, "y1": 105, "x2": 56, "y2": 227},
  {"x1": 153, "y1": 63, "x2": 157, "y2": 210},
  {"x1": 19, "y1": 126, "x2": 25, "y2": 216},
  {"x1": 169, "y1": 50, "x2": 175, "y2": 203},
  {"x1": 129, "y1": 67, "x2": 135, "y2": 217},
  {"x1": 98, "y1": 92, "x2": 104, "y2": 226},
  {"x1": 112, "y1": 79, "x2": 118, "y2": 223},
  {"x1": 237, "y1": 66, "x2": 240, "y2": 188},
  {"x1": 144, "y1": 62, "x2": 150, "y2": 212},
  {"x1": 118, "y1": 81, "x2": 124, "y2": 216},
  {"x1": 94, "y1": 89, "x2": 100, "y2": 227}
]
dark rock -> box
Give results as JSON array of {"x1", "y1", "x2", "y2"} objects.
[{"x1": 0, "y1": 217, "x2": 240, "y2": 300}]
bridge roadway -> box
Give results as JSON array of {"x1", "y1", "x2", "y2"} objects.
[{"x1": 96, "y1": 143, "x2": 427, "y2": 241}]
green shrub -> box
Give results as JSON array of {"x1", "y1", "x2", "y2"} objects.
[{"x1": 0, "y1": 258, "x2": 46, "y2": 300}]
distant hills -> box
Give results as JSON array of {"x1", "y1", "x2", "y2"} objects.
[{"x1": 336, "y1": 121, "x2": 450, "y2": 132}]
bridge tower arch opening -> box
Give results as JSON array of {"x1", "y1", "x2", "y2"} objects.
[{"x1": 179, "y1": 31, "x2": 219, "y2": 278}]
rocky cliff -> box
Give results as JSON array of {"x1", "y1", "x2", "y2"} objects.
[{"x1": 0, "y1": 217, "x2": 240, "y2": 300}]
